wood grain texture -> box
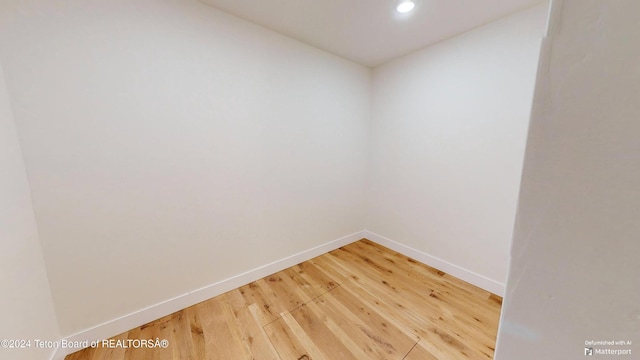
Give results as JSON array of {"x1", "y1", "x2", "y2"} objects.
[{"x1": 66, "y1": 239, "x2": 501, "y2": 359}]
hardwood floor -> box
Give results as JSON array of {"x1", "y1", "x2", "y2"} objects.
[{"x1": 66, "y1": 239, "x2": 502, "y2": 359}]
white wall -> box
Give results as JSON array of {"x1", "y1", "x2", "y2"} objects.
[
  {"x1": 0, "y1": 62, "x2": 60, "y2": 359},
  {"x1": 0, "y1": 0, "x2": 369, "y2": 336},
  {"x1": 496, "y1": 0, "x2": 640, "y2": 358},
  {"x1": 367, "y1": 3, "x2": 548, "y2": 292}
]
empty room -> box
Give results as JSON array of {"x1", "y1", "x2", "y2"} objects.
[{"x1": 1, "y1": 0, "x2": 638, "y2": 359}]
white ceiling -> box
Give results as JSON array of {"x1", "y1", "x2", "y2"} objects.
[{"x1": 200, "y1": 0, "x2": 544, "y2": 67}]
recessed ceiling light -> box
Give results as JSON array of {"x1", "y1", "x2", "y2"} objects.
[{"x1": 396, "y1": 0, "x2": 416, "y2": 14}]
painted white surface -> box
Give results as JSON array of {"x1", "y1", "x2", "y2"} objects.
[
  {"x1": 0, "y1": 62, "x2": 60, "y2": 360},
  {"x1": 367, "y1": 4, "x2": 548, "y2": 287},
  {"x1": 0, "y1": 0, "x2": 369, "y2": 336},
  {"x1": 364, "y1": 231, "x2": 504, "y2": 295},
  {"x1": 496, "y1": 0, "x2": 640, "y2": 358},
  {"x1": 54, "y1": 231, "x2": 364, "y2": 358},
  {"x1": 200, "y1": 0, "x2": 544, "y2": 66},
  {"x1": 0, "y1": 0, "x2": 552, "y2": 347}
]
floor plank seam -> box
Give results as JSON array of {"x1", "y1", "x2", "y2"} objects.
[
  {"x1": 401, "y1": 339, "x2": 420, "y2": 360},
  {"x1": 261, "y1": 283, "x2": 342, "y2": 328},
  {"x1": 264, "y1": 328, "x2": 285, "y2": 360}
]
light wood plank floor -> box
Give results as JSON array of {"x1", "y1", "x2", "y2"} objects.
[{"x1": 66, "y1": 239, "x2": 502, "y2": 360}]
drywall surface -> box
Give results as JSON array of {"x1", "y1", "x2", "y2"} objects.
[
  {"x1": 0, "y1": 0, "x2": 369, "y2": 335},
  {"x1": 367, "y1": 3, "x2": 548, "y2": 288},
  {"x1": 495, "y1": 0, "x2": 640, "y2": 358},
  {"x1": 0, "y1": 62, "x2": 60, "y2": 359}
]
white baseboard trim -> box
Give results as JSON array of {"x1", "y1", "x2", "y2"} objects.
[
  {"x1": 52, "y1": 230, "x2": 502, "y2": 358},
  {"x1": 55, "y1": 230, "x2": 366, "y2": 358},
  {"x1": 363, "y1": 231, "x2": 505, "y2": 296}
]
